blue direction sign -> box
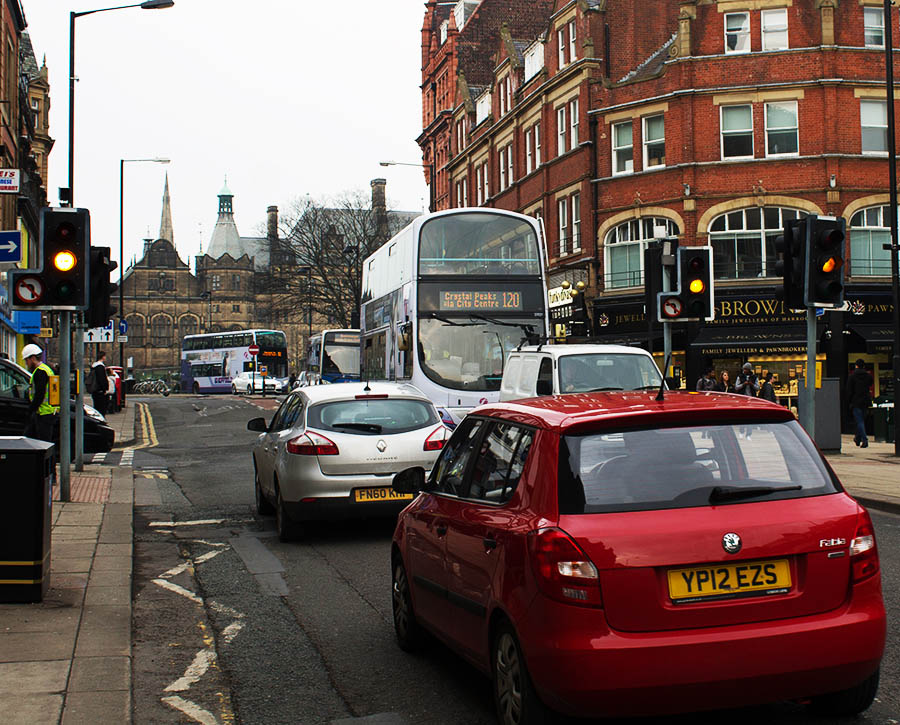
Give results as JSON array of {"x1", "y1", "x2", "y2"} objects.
[
  {"x1": 0, "y1": 231, "x2": 21, "y2": 263},
  {"x1": 118, "y1": 318, "x2": 128, "y2": 334}
]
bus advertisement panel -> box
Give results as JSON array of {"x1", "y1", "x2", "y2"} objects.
[{"x1": 360, "y1": 209, "x2": 549, "y2": 424}]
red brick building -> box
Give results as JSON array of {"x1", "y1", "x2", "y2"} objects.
[{"x1": 419, "y1": 0, "x2": 897, "y2": 406}]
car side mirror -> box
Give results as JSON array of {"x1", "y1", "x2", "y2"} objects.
[
  {"x1": 393, "y1": 466, "x2": 425, "y2": 495},
  {"x1": 247, "y1": 417, "x2": 268, "y2": 432},
  {"x1": 665, "y1": 376, "x2": 680, "y2": 390},
  {"x1": 536, "y1": 379, "x2": 552, "y2": 396}
]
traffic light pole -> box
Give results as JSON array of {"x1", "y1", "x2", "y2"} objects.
[
  {"x1": 884, "y1": 0, "x2": 900, "y2": 458},
  {"x1": 59, "y1": 311, "x2": 71, "y2": 502},
  {"x1": 74, "y1": 313, "x2": 85, "y2": 471},
  {"x1": 803, "y1": 308, "x2": 817, "y2": 439}
]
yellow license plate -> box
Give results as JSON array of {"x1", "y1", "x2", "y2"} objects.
[
  {"x1": 353, "y1": 487, "x2": 414, "y2": 503},
  {"x1": 667, "y1": 559, "x2": 791, "y2": 603}
]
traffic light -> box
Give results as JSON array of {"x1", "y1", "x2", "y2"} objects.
[
  {"x1": 804, "y1": 214, "x2": 845, "y2": 307},
  {"x1": 677, "y1": 246, "x2": 714, "y2": 320},
  {"x1": 86, "y1": 246, "x2": 118, "y2": 328},
  {"x1": 9, "y1": 207, "x2": 90, "y2": 311},
  {"x1": 774, "y1": 218, "x2": 805, "y2": 311}
]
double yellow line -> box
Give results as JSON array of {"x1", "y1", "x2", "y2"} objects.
[{"x1": 132, "y1": 402, "x2": 158, "y2": 450}]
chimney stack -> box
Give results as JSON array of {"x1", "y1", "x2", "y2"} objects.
[
  {"x1": 371, "y1": 178, "x2": 387, "y2": 214},
  {"x1": 267, "y1": 205, "x2": 279, "y2": 240}
]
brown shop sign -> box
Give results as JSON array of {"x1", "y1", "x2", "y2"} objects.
[{"x1": 709, "y1": 298, "x2": 805, "y2": 326}]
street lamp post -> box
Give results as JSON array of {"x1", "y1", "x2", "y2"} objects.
[
  {"x1": 884, "y1": 0, "x2": 900, "y2": 457},
  {"x1": 120, "y1": 158, "x2": 169, "y2": 368},
  {"x1": 379, "y1": 160, "x2": 435, "y2": 212}
]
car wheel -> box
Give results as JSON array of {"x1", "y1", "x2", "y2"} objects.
[
  {"x1": 232, "y1": 385, "x2": 238, "y2": 395},
  {"x1": 493, "y1": 622, "x2": 548, "y2": 725},
  {"x1": 392, "y1": 558, "x2": 425, "y2": 652},
  {"x1": 255, "y1": 468, "x2": 274, "y2": 516},
  {"x1": 275, "y1": 483, "x2": 299, "y2": 542},
  {"x1": 808, "y1": 668, "x2": 879, "y2": 716}
]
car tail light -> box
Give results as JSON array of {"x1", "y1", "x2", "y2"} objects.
[
  {"x1": 424, "y1": 425, "x2": 450, "y2": 451},
  {"x1": 286, "y1": 431, "x2": 339, "y2": 456},
  {"x1": 355, "y1": 393, "x2": 389, "y2": 399},
  {"x1": 850, "y1": 509, "x2": 879, "y2": 584},
  {"x1": 527, "y1": 527, "x2": 602, "y2": 607}
]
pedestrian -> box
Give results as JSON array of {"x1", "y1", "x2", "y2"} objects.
[
  {"x1": 21, "y1": 343, "x2": 58, "y2": 443},
  {"x1": 715, "y1": 370, "x2": 734, "y2": 393},
  {"x1": 696, "y1": 366, "x2": 717, "y2": 392},
  {"x1": 89, "y1": 350, "x2": 108, "y2": 415},
  {"x1": 759, "y1": 372, "x2": 778, "y2": 403},
  {"x1": 107, "y1": 369, "x2": 119, "y2": 413},
  {"x1": 847, "y1": 359, "x2": 872, "y2": 448},
  {"x1": 734, "y1": 363, "x2": 759, "y2": 397}
]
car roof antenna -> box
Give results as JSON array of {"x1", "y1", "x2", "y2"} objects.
[{"x1": 655, "y1": 353, "x2": 672, "y2": 402}]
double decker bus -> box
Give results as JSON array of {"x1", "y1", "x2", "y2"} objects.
[
  {"x1": 180, "y1": 329, "x2": 288, "y2": 394},
  {"x1": 304, "y1": 329, "x2": 360, "y2": 384},
  {"x1": 360, "y1": 208, "x2": 549, "y2": 424}
]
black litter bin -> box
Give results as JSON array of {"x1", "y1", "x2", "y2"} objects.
[{"x1": 0, "y1": 437, "x2": 54, "y2": 603}]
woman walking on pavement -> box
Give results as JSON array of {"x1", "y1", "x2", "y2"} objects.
[{"x1": 847, "y1": 359, "x2": 873, "y2": 448}]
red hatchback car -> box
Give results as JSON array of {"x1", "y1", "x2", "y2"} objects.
[{"x1": 390, "y1": 391, "x2": 885, "y2": 724}]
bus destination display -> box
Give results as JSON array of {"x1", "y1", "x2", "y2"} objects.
[{"x1": 440, "y1": 290, "x2": 523, "y2": 311}]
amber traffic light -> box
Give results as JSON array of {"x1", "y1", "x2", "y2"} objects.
[{"x1": 804, "y1": 215, "x2": 845, "y2": 307}]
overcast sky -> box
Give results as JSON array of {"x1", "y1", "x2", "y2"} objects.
[{"x1": 24, "y1": 1, "x2": 428, "y2": 276}]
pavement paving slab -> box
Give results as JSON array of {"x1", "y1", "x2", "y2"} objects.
[
  {"x1": 0, "y1": 693, "x2": 63, "y2": 725},
  {"x1": 68, "y1": 655, "x2": 131, "y2": 692},
  {"x1": 0, "y1": 660, "x2": 69, "y2": 693}
]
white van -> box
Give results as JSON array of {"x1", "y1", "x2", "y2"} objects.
[{"x1": 499, "y1": 344, "x2": 664, "y2": 402}]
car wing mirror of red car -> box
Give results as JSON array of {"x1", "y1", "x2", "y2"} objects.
[
  {"x1": 247, "y1": 417, "x2": 268, "y2": 433},
  {"x1": 393, "y1": 467, "x2": 425, "y2": 494}
]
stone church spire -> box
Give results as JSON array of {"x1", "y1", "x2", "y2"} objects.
[{"x1": 158, "y1": 173, "x2": 174, "y2": 242}]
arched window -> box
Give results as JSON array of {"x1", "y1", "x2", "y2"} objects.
[
  {"x1": 604, "y1": 217, "x2": 679, "y2": 289},
  {"x1": 179, "y1": 315, "x2": 199, "y2": 340},
  {"x1": 151, "y1": 314, "x2": 173, "y2": 347},
  {"x1": 127, "y1": 315, "x2": 144, "y2": 346},
  {"x1": 708, "y1": 206, "x2": 806, "y2": 279},
  {"x1": 849, "y1": 205, "x2": 894, "y2": 276}
]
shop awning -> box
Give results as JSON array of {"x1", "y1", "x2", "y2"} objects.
[
  {"x1": 692, "y1": 325, "x2": 810, "y2": 356},
  {"x1": 848, "y1": 324, "x2": 896, "y2": 355}
]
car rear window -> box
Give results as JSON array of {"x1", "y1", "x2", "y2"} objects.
[
  {"x1": 307, "y1": 398, "x2": 438, "y2": 435},
  {"x1": 558, "y1": 420, "x2": 839, "y2": 514},
  {"x1": 558, "y1": 353, "x2": 662, "y2": 393}
]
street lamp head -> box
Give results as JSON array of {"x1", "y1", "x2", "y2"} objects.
[
  {"x1": 140, "y1": 0, "x2": 174, "y2": 8},
  {"x1": 154, "y1": 158, "x2": 171, "y2": 164},
  {"x1": 379, "y1": 161, "x2": 393, "y2": 167}
]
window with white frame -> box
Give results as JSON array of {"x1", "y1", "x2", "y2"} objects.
[
  {"x1": 456, "y1": 119, "x2": 466, "y2": 154},
  {"x1": 569, "y1": 20, "x2": 577, "y2": 61},
  {"x1": 480, "y1": 160, "x2": 489, "y2": 201},
  {"x1": 440, "y1": 19, "x2": 449, "y2": 45},
  {"x1": 506, "y1": 143, "x2": 514, "y2": 187},
  {"x1": 569, "y1": 99, "x2": 579, "y2": 149},
  {"x1": 525, "y1": 127, "x2": 534, "y2": 174},
  {"x1": 725, "y1": 12, "x2": 750, "y2": 54},
  {"x1": 571, "y1": 193, "x2": 581, "y2": 251},
  {"x1": 850, "y1": 205, "x2": 895, "y2": 275},
  {"x1": 721, "y1": 105, "x2": 753, "y2": 159},
  {"x1": 534, "y1": 121, "x2": 541, "y2": 166},
  {"x1": 476, "y1": 164, "x2": 485, "y2": 205},
  {"x1": 557, "y1": 106, "x2": 568, "y2": 155},
  {"x1": 864, "y1": 7, "x2": 884, "y2": 48},
  {"x1": 604, "y1": 217, "x2": 680, "y2": 289},
  {"x1": 498, "y1": 75, "x2": 512, "y2": 116},
  {"x1": 524, "y1": 40, "x2": 544, "y2": 81},
  {"x1": 498, "y1": 144, "x2": 513, "y2": 191},
  {"x1": 558, "y1": 197, "x2": 569, "y2": 256},
  {"x1": 765, "y1": 101, "x2": 798, "y2": 156},
  {"x1": 455, "y1": 178, "x2": 468, "y2": 207},
  {"x1": 761, "y1": 9, "x2": 788, "y2": 51},
  {"x1": 861, "y1": 100, "x2": 888, "y2": 154},
  {"x1": 558, "y1": 28, "x2": 567, "y2": 68},
  {"x1": 612, "y1": 120, "x2": 633, "y2": 174},
  {"x1": 709, "y1": 206, "x2": 805, "y2": 279},
  {"x1": 475, "y1": 91, "x2": 492, "y2": 126},
  {"x1": 643, "y1": 115, "x2": 665, "y2": 168}
]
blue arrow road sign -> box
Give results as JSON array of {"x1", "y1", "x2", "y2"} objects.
[
  {"x1": 0, "y1": 231, "x2": 21, "y2": 263},
  {"x1": 119, "y1": 318, "x2": 128, "y2": 334}
]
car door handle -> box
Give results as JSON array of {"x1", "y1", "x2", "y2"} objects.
[
  {"x1": 483, "y1": 536, "x2": 497, "y2": 551},
  {"x1": 435, "y1": 524, "x2": 447, "y2": 537}
]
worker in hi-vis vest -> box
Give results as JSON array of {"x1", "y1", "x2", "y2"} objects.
[{"x1": 21, "y1": 343, "x2": 58, "y2": 443}]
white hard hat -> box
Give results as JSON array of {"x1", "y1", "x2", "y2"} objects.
[{"x1": 21, "y1": 343, "x2": 43, "y2": 359}]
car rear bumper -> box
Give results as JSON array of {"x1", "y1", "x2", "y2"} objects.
[{"x1": 518, "y1": 578, "x2": 886, "y2": 717}]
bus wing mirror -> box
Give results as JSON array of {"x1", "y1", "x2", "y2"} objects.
[{"x1": 247, "y1": 417, "x2": 268, "y2": 432}]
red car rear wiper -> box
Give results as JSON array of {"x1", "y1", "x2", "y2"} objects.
[{"x1": 709, "y1": 485, "x2": 802, "y2": 504}]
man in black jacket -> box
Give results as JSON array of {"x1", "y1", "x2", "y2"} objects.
[
  {"x1": 847, "y1": 359, "x2": 872, "y2": 448},
  {"x1": 90, "y1": 351, "x2": 108, "y2": 415}
]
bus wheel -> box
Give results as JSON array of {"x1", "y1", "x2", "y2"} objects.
[{"x1": 192, "y1": 382, "x2": 200, "y2": 395}]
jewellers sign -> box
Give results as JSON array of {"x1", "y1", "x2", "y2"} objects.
[
  {"x1": 548, "y1": 286, "x2": 574, "y2": 308},
  {"x1": 0, "y1": 170, "x2": 20, "y2": 194}
]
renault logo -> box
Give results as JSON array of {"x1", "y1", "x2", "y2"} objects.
[
  {"x1": 722, "y1": 532, "x2": 742, "y2": 554},
  {"x1": 376, "y1": 440, "x2": 387, "y2": 453}
]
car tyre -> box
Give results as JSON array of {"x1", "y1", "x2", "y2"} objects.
[
  {"x1": 232, "y1": 385, "x2": 238, "y2": 395},
  {"x1": 808, "y1": 668, "x2": 879, "y2": 716},
  {"x1": 493, "y1": 622, "x2": 548, "y2": 725},
  {"x1": 255, "y1": 468, "x2": 274, "y2": 516},
  {"x1": 275, "y1": 484, "x2": 300, "y2": 542},
  {"x1": 392, "y1": 558, "x2": 425, "y2": 652}
]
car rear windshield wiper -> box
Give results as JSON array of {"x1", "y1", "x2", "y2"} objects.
[
  {"x1": 709, "y1": 485, "x2": 802, "y2": 504},
  {"x1": 331, "y1": 422, "x2": 383, "y2": 434}
]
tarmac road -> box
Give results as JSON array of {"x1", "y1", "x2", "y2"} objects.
[{"x1": 131, "y1": 395, "x2": 900, "y2": 724}]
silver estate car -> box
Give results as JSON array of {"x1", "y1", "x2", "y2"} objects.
[{"x1": 248, "y1": 382, "x2": 450, "y2": 540}]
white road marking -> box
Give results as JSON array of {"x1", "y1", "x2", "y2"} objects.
[
  {"x1": 149, "y1": 519, "x2": 225, "y2": 528},
  {"x1": 152, "y1": 578, "x2": 202, "y2": 604},
  {"x1": 92, "y1": 452, "x2": 107, "y2": 462},
  {"x1": 221, "y1": 621, "x2": 243, "y2": 645},
  {"x1": 164, "y1": 649, "x2": 217, "y2": 692},
  {"x1": 161, "y1": 695, "x2": 220, "y2": 725}
]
